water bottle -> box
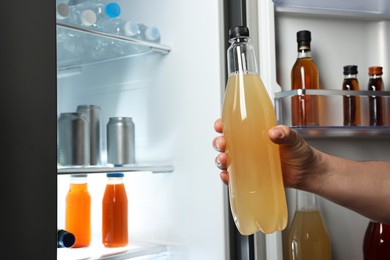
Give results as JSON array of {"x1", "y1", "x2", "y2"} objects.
[
  {"x1": 56, "y1": 0, "x2": 70, "y2": 21},
  {"x1": 72, "y1": 1, "x2": 120, "y2": 29},
  {"x1": 139, "y1": 23, "x2": 161, "y2": 43}
]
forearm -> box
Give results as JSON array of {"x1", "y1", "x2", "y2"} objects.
[{"x1": 302, "y1": 151, "x2": 390, "y2": 223}]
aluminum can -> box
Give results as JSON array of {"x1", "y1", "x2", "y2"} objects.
[
  {"x1": 77, "y1": 105, "x2": 101, "y2": 165},
  {"x1": 107, "y1": 117, "x2": 135, "y2": 165},
  {"x1": 58, "y1": 112, "x2": 90, "y2": 166}
]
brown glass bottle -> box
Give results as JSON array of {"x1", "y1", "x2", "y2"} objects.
[
  {"x1": 363, "y1": 221, "x2": 390, "y2": 260},
  {"x1": 342, "y1": 65, "x2": 361, "y2": 126},
  {"x1": 368, "y1": 66, "x2": 384, "y2": 126},
  {"x1": 291, "y1": 30, "x2": 320, "y2": 126}
]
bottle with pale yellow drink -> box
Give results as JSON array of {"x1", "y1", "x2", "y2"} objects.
[
  {"x1": 288, "y1": 190, "x2": 331, "y2": 260},
  {"x1": 222, "y1": 26, "x2": 287, "y2": 235}
]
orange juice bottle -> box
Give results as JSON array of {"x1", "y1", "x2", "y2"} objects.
[
  {"x1": 65, "y1": 175, "x2": 91, "y2": 248},
  {"x1": 222, "y1": 26, "x2": 288, "y2": 235},
  {"x1": 102, "y1": 173, "x2": 128, "y2": 247}
]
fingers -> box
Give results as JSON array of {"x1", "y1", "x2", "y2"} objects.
[
  {"x1": 220, "y1": 171, "x2": 229, "y2": 185},
  {"x1": 214, "y1": 118, "x2": 223, "y2": 133},
  {"x1": 215, "y1": 153, "x2": 227, "y2": 170},
  {"x1": 213, "y1": 136, "x2": 226, "y2": 152},
  {"x1": 268, "y1": 125, "x2": 301, "y2": 146}
]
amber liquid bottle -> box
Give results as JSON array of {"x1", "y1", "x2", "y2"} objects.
[
  {"x1": 222, "y1": 26, "x2": 287, "y2": 235},
  {"x1": 291, "y1": 30, "x2": 320, "y2": 126},
  {"x1": 363, "y1": 221, "x2": 390, "y2": 259},
  {"x1": 342, "y1": 65, "x2": 361, "y2": 126},
  {"x1": 65, "y1": 175, "x2": 91, "y2": 248},
  {"x1": 288, "y1": 190, "x2": 331, "y2": 260},
  {"x1": 368, "y1": 66, "x2": 384, "y2": 126}
]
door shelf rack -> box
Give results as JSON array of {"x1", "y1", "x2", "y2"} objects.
[{"x1": 274, "y1": 89, "x2": 390, "y2": 139}]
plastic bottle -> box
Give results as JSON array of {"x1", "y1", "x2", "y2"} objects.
[
  {"x1": 65, "y1": 175, "x2": 91, "y2": 248},
  {"x1": 72, "y1": 1, "x2": 120, "y2": 29},
  {"x1": 342, "y1": 65, "x2": 361, "y2": 126},
  {"x1": 363, "y1": 221, "x2": 390, "y2": 259},
  {"x1": 291, "y1": 30, "x2": 320, "y2": 126},
  {"x1": 56, "y1": 0, "x2": 70, "y2": 21},
  {"x1": 57, "y1": 229, "x2": 75, "y2": 248},
  {"x1": 102, "y1": 173, "x2": 128, "y2": 247},
  {"x1": 221, "y1": 26, "x2": 287, "y2": 235},
  {"x1": 288, "y1": 190, "x2": 331, "y2": 260},
  {"x1": 367, "y1": 66, "x2": 385, "y2": 126},
  {"x1": 139, "y1": 23, "x2": 161, "y2": 43}
]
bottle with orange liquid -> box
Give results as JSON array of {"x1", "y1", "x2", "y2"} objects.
[
  {"x1": 291, "y1": 30, "x2": 320, "y2": 126},
  {"x1": 367, "y1": 66, "x2": 384, "y2": 126},
  {"x1": 65, "y1": 174, "x2": 91, "y2": 248},
  {"x1": 363, "y1": 221, "x2": 390, "y2": 259},
  {"x1": 342, "y1": 65, "x2": 361, "y2": 126},
  {"x1": 221, "y1": 25, "x2": 287, "y2": 235},
  {"x1": 288, "y1": 190, "x2": 331, "y2": 260},
  {"x1": 102, "y1": 173, "x2": 128, "y2": 247}
]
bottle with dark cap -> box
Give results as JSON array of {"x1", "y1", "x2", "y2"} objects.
[
  {"x1": 221, "y1": 26, "x2": 287, "y2": 235},
  {"x1": 342, "y1": 65, "x2": 361, "y2": 126},
  {"x1": 57, "y1": 229, "x2": 75, "y2": 248},
  {"x1": 367, "y1": 66, "x2": 385, "y2": 126},
  {"x1": 291, "y1": 30, "x2": 320, "y2": 126}
]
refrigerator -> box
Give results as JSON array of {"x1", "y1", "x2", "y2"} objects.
[{"x1": 3, "y1": 0, "x2": 390, "y2": 259}]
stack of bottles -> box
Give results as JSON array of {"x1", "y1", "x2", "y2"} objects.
[
  {"x1": 60, "y1": 173, "x2": 129, "y2": 249},
  {"x1": 56, "y1": 0, "x2": 161, "y2": 62}
]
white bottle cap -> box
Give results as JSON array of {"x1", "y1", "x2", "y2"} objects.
[
  {"x1": 80, "y1": 10, "x2": 97, "y2": 26},
  {"x1": 123, "y1": 21, "x2": 140, "y2": 37},
  {"x1": 145, "y1": 26, "x2": 160, "y2": 42},
  {"x1": 56, "y1": 3, "x2": 70, "y2": 20}
]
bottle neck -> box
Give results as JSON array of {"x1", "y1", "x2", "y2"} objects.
[
  {"x1": 297, "y1": 48, "x2": 312, "y2": 59},
  {"x1": 369, "y1": 74, "x2": 382, "y2": 79},
  {"x1": 344, "y1": 74, "x2": 358, "y2": 79},
  {"x1": 296, "y1": 190, "x2": 320, "y2": 211},
  {"x1": 107, "y1": 177, "x2": 124, "y2": 185},
  {"x1": 227, "y1": 36, "x2": 258, "y2": 75}
]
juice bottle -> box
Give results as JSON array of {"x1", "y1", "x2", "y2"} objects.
[
  {"x1": 65, "y1": 175, "x2": 91, "y2": 248},
  {"x1": 222, "y1": 26, "x2": 287, "y2": 235},
  {"x1": 342, "y1": 65, "x2": 361, "y2": 126},
  {"x1": 288, "y1": 190, "x2": 331, "y2": 260},
  {"x1": 367, "y1": 66, "x2": 384, "y2": 126},
  {"x1": 363, "y1": 221, "x2": 390, "y2": 259},
  {"x1": 291, "y1": 30, "x2": 320, "y2": 126},
  {"x1": 102, "y1": 173, "x2": 128, "y2": 247}
]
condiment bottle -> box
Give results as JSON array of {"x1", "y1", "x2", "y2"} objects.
[
  {"x1": 221, "y1": 25, "x2": 287, "y2": 235},
  {"x1": 102, "y1": 173, "x2": 128, "y2": 247},
  {"x1": 342, "y1": 65, "x2": 361, "y2": 126},
  {"x1": 363, "y1": 221, "x2": 390, "y2": 259},
  {"x1": 288, "y1": 190, "x2": 331, "y2": 260},
  {"x1": 368, "y1": 66, "x2": 384, "y2": 126},
  {"x1": 65, "y1": 174, "x2": 91, "y2": 248},
  {"x1": 291, "y1": 30, "x2": 320, "y2": 126}
]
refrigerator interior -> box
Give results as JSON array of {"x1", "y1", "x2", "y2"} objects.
[
  {"x1": 271, "y1": 0, "x2": 390, "y2": 259},
  {"x1": 56, "y1": 0, "x2": 228, "y2": 259}
]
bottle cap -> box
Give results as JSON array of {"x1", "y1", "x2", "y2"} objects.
[
  {"x1": 228, "y1": 26, "x2": 249, "y2": 40},
  {"x1": 145, "y1": 26, "x2": 160, "y2": 42},
  {"x1": 56, "y1": 3, "x2": 69, "y2": 20},
  {"x1": 105, "y1": 2, "x2": 121, "y2": 18},
  {"x1": 124, "y1": 21, "x2": 140, "y2": 37},
  {"x1": 58, "y1": 230, "x2": 75, "y2": 248},
  {"x1": 297, "y1": 30, "x2": 311, "y2": 49},
  {"x1": 80, "y1": 10, "x2": 97, "y2": 26},
  {"x1": 368, "y1": 66, "x2": 383, "y2": 75},
  {"x1": 107, "y1": 173, "x2": 125, "y2": 178},
  {"x1": 343, "y1": 65, "x2": 358, "y2": 75}
]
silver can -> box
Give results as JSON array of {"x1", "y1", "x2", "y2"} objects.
[
  {"x1": 107, "y1": 117, "x2": 135, "y2": 165},
  {"x1": 77, "y1": 105, "x2": 101, "y2": 165},
  {"x1": 57, "y1": 112, "x2": 90, "y2": 166}
]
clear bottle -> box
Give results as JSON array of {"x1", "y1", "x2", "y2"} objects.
[
  {"x1": 342, "y1": 65, "x2": 361, "y2": 126},
  {"x1": 102, "y1": 173, "x2": 128, "y2": 247},
  {"x1": 291, "y1": 30, "x2": 320, "y2": 126},
  {"x1": 367, "y1": 66, "x2": 385, "y2": 126},
  {"x1": 72, "y1": 1, "x2": 120, "y2": 29},
  {"x1": 288, "y1": 190, "x2": 331, "y2": 260},
  {"x1": 65, "y1": 175, "x2": 91, "y2": 248},
  {"x1": 363, "y1": 221, "x2": 390, "y2": 259},
  {"x1": 221, "y1": 26, "x2": 287, "y2": 235},
  {"x1": 57, "y1": 229, "x2": 75, "y2": 248},
  {"x1": 139, "y1": 23, "x2": 161, "y2": 43}
]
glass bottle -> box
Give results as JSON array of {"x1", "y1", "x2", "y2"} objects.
[
  {"x1": 363, "y1": 221, "x2": 390, "y2": 259},
  {"x1": 65, "y1": 175, "x2": 91, "y2": 248},
  {"x1": 342, "y1": 65, "x2": 361, "y2": 126},
  {"x1": 288, "y1": 190, "x2": 331, "y2": 260},
  {"x1": 102, "y1": 173, "x2": 128, "y2": 247},
  {"x1": 368, "y1": 66, "x2": 384, "y2": 126},
  {"x1": 291, "y1": 30, "x2": 320, "y2": 126},
  {"x1": 221, "y1": 25, "x2": 287, "y2": 235}
]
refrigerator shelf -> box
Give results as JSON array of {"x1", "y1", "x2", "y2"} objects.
[
  {"x1": 274, "y1": 89, "x2": 390, "y2": 135},
  {"x1": 57, "y1": 241, "x2": 167, "y2": 260},
  {"x1": 57, "y1": 164, "x2": 174, "y2": 175},
  {"x1": 57, "y1": 22, "x2": 171, "y2": 70}
]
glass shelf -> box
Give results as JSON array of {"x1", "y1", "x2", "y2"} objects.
[
  {"x1": 274, "y1": 89, "x2": 390, "y2": 139},
  {"x1": 57, "y1": 163, "x2": 174, "y2": 175},
  {"x1": 57, "y1": 242, "x2": 167, "y2": 260},
  {"x1": 57, "y1": 22, "x2": 171, "y2": 70}
]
